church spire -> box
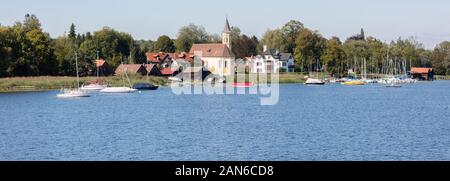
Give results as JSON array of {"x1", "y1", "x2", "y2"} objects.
[
  {"x1": 222, "y1": 18, "x2": 231, "y2": 50},
  {"x1": 223, "y1": 18, "x2": 231, "y2": 33}
]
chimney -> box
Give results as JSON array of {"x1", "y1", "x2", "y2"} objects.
[{"x1": 263, "y1": 45, "x2": 267, "y2": 52}]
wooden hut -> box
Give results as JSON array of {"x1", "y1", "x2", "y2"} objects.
[
  {"x1": 410, "y1": 67, "x2": 434, "y2": 81},
  {"x1": 114, "y1": 64, "x2": 147, "y2": 76}
]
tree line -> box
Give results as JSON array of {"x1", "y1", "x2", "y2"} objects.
[{"x1": 1, "y1": 14, "x2": 449, "y2": 77}]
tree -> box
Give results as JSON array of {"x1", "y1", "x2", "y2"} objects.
[
  {"x1": 23, "y1": 14, "x2": 41, "y2": 32},
  {"x1": 259, "y1": 29, "x2": 288, "y2": 53},
  {"x1": 232, "y1": 35, "x2": 259, "y2": 58},
  {"x1": 153, "y1": 35, "x2": 176, "y2": 53},
  {"x1": 69, "y1": 23, "x2": 76, "y2": 39},
  {"x1": 281, "y1": 20, "x2": 304, "y2": 53},
  {"x1": 347, "y1": 28, "x2": 365, "y2": 41},
  {"x1": 294, "y1": 29, "x2": 326, "y2": 73},
  {"x1": 93, "y1": 27, "x2": 135, "y2": 68},
  {"x1": 175, "y1": 24, "x2": 209, "y2": 52},
  {"x1": 322, "y1": 37, "x2": 345, "y2": 76},
  {"x1": 431, "y1": 41, "x2": 450, "y2": 75}
]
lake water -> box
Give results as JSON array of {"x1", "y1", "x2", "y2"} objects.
[{"x1": 1, "y1": 81, "x2": 450, "y2": 160}]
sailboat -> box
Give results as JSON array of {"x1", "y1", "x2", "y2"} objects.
[
  {"x1": 132, "y1": 57, "x2": 159, "y2": 90},
  {"x1": 305, "y1": 58, "x2": 325, "y2": 85},
  {"x1": 100, "y1": 62, "x2": 137, "y2": 93},
  {"x1": 81, "y1": 51, "x2": 108, "y2": 91},
  {"x1": 57, "y1": 53, "x2": 90, "y2": 98}
]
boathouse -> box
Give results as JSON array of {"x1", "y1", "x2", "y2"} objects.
[
  {"x1": 114, "y1": 64, "x2": 147, "y2": 76},
  {"x1": 144, "y1": 64, "x2": 162, "y2": 76},
  {"x1": 410, "y1": 67, "x2": 434, "y2": 81},
  {"x1": 160, "y1": 67, "x2": 179, "y2": 77},
  {"x1": 94, "y1": 59, "x2": 113, "y2": 76}
]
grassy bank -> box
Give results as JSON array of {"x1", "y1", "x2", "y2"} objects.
[
  {"x1": 0, "y1": 73, "x2": 307, "y2": 93},
  {"x1": 0, "y1": 76, "x2": 168, "y2": 92},
  {"x1": 225, "y1": 72, "x2": 306, "y2": 84},
  {"x1": 436, "y1": 75, "x2": 450, "y2": 80}
]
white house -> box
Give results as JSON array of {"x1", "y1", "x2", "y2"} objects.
[
  {"x1": 249, "y1": 46, "x2": 295, "y2": 73},
  {"x1": 189, "y1": 18, "x2": 235, "y2": 77}
]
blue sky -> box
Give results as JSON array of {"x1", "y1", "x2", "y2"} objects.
[{"x1": 1, "y1": 0, "x2": 449, "y2": 49}]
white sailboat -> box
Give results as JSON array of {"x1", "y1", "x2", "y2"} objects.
[
  {"x1": 81, "y1": 51, "x2": 107, "y2": 91},
  {"x1": 305, "y1": 58, "x2": 325, "y2": 85},
  {"x1": 57, "y1": 53, "x2": 90, "y2": 98},
  {"x1": 100, "y1": 62, "x2": 137, "y2": 93}
]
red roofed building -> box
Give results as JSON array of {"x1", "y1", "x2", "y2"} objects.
[
  {"x1": 160, "y1": 67, "x2": 179, "y2": 77},
  {"x1": 144, "y1": 64, "x2": 162, "y2": 76},
  {"x1": 410, "y1": 67, "x2": 434, "y2": 81},
  {"x1": 94, "y1": 59, "x2": 112, "y2": 76},
  {"x1": 114, "y1": 64, "x2": 147, "y2": 76},
  {"x1": 188, "y1": 18, "x2": 235, "y2": 76},
  {"x1": 145, "y1": 52, "x2": 173, "y2": 68}
]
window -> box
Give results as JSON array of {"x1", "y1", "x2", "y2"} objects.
[
  {"x1": 225, "y1": 61, "x2": 228, "y2": 68},
  {"x1": 257, "y1": 62, "x2": 262, "y2": 66}
]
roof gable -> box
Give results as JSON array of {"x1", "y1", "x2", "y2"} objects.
[
  {"x1": 146, "y1": 52, "x2": 171, "y2": 63},
  {"x1": 115, "y1": 64, "x2": 146, "y2": 75},
  {"x1": 411, "y1": 67, "x2": 433, "y2": 74},
  {"x1": 189, "y1": 44, "x2": 235, "y2": 58}
]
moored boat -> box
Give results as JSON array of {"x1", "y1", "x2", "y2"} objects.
[
  {"x1": 342, "y1": 80, "x2": 367, "y2": 85},
  {"x1": 305, "y1": 78, "x2": 325, "y2": 85},
  {"x1": 132, "y1": 83, "x2": 159, "y2": 90},
  {"x1": 57, "y1": 52, "x2": 90, "y2": 98},
  {"x1": 57, "y1": 89, "x2": 90, "y2": 98},
  {"x1": 81, "y1": 83, "x2": 107, "y2": 91},
  {"x1": 100, "y1": 87, "x2": 137, "y2": 93},
  {"x1": 232, "y1": 82, "x2": 254, "y2": 88}
]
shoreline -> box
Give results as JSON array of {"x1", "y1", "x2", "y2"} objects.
[
  {"x1": 0, "y1": 74, "x2": 307, "y2": 93},
  {"x1": 2, "y1": 74, "x2": 447, "y2": 93}
]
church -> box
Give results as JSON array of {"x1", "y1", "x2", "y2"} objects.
[{"x1": 189, "y1": 18, "x2": 235, "y2": 76}]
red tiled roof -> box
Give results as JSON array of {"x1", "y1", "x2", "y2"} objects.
[
  {"x1": 170, "y1": 52, "x2": 194, "y2": 62},
  {"x1": 115, "y1": 64, "x2": 146, "y2": 75},
  {"x1": 411, "y1": 67, "x2": 433, "y2": 74},
  {"x1": 144, "y1": 64, "x2": 157, "y2": 72},
  {"x1": 189, "y1": 44, "x2": 234, "y2": 58},
  {"x1": 160, "y1": 68, "x2": 177, "y2": 75},
  {"x1": 146, "y1": 52, "x2": 170, "y2": 63},
  {"x1": 95, "y1": 59, "x2": 106, "y2": 67}
]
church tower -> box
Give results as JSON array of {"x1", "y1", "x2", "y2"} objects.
[{"x1": 222, "y1": 18, "x2": 231, "y2": 50}]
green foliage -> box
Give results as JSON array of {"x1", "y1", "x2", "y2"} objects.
[
  {"x1": 431, "y1": 41, "x2": 450, "y2": 75},
  {"x1": 69, "y1": 23, "x2": 76, "y2": 39},
  {"x1": 174, "y1": 24, "x2": 210, "y2": 52},
  {"x1": 232, "y1": 34, "x2": 259, "y2": 58},
  {"x1": 322, "y1": 38, "x2": 345, "y2": 76},
  {"x1": 259, "y1": 29, "x2": 288, "y2": 53},
  {"x1": 294, "y1": 29, "x2": 326, "y2": 72},
  {"x1": 281, "y1": 20, "x2": 304, "y2": 53},
  {"x1": 153, "y1": 35, "x2": 176, "y2": 53}
]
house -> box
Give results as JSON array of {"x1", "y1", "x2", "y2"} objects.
[
  {"x1": 410, "y1": 67, "x2": 434, "y2": 81},
  {"x1": 189, "y1": 18, "x2": 235, "y2": 77},
  {"x1": 114, "y1": 64, "x2": 147, "y2": 76},
  {"x1": 95, "y1": 59, "x2": 113, "y2": 76},
  {"x1": 146, "y1": 52, "x2": 172, "y2": 68},
  {"x1": 181, "y1": 67, "x2": 211, "y2": 81},
  {"x1": 279, "y1": 53, "x2": 295, "y2": 72},
  {"x1": 160, "y1": 67, "x2": 179, "y2": 77},
  {"x1": 144, "y1": 64, "x2": 162, "y2": 76},
  {"x1": 248, "y1": 46, "x2": 295, "y2": 73}
]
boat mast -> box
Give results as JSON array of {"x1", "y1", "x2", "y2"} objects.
[
  {"x1": 96, "y1": 50, "x2": 99, "y2": 78},
  {"x1": 75, "y1": 52, "x2": 80, "y2": 89}
]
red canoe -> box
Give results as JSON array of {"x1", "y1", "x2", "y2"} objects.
[{"x1": 232, "y1": 82, "x2": 254, "y2": 87}]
